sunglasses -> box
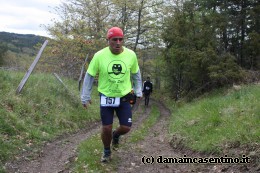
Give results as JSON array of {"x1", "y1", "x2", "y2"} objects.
[{"x1": 111, "y1": 38, "x2": 124, "y2": 42}]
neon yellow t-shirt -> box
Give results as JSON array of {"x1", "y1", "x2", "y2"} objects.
[{"x1": 87, "y1": 46, "x2": 139, "y2": 97}]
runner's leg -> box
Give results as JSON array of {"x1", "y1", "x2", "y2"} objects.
[
  {"x1": 101, "y1": 124, "x2": 113, "y2": 148},
  {"x1": 147, "y1": 93, "x2": 150, "y2": 106},
  {"x1": 100, "y1": 106, "x2": 114, "y2": 161},
  {"x1": 115, "y1": 101, "x2": 132, "y2": 134},
  {"x1": 113, "y1": 101, "x2": 132, "y2": 148}
]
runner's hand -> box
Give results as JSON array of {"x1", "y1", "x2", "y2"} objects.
[
  {"x1": 136, "y1": 97, "x2": 142, "y2": 104},
  {"x1": 82, "y1": 100, "x2": 92, "y2": 109}
]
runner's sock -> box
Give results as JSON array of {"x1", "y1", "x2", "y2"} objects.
[{"x1": 104, "y1": 147, "x2": 111, "y2": 156}]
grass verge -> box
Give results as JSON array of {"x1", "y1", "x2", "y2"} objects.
[
  {"x1": 128, "y1": 106, "x2": 160, "y2": 143},
  {"x1": 168, "y1": 84, "x2": 260, "y2": 153},
  {"x1": 0, "y1": 69, "x2": 100, "y2": 171}
]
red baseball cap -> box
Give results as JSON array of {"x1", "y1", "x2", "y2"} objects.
[{"x1": 107, "y1": 27, "x2": 124, "y2": 39}]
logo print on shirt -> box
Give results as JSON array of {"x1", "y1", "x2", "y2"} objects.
[
  {"x1": 107, "y1": 60, "x2": 127, "y2": 79},
  {"x1": 111, "y1": 64, "x2": 124, "y2": 75}
]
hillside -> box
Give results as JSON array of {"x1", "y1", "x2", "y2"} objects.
[
  {"x1": 0, "y1": 32, "x2": 46, "y2": 55},
  {"x1": 0, "y1": 69, "x2": 100, "y2": 172}
]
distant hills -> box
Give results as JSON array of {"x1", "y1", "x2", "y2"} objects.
[{"x1": 0, "y1": 32, "x2": 47, "y2": 54}]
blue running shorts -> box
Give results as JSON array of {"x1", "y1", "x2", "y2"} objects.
[{"x1": 100, "y1": 101, "x2": 132, "y2": 127}]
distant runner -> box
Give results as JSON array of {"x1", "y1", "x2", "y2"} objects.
[{"x1": 142, "y1": 77, "x2": 153, "y2": 106}]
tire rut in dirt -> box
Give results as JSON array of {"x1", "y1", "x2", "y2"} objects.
[
  {"x1": 115, "y1": 99, "x2": 178, "y2": 173},
  {"x1": 120, "y1": 100, "x2": 205, "y2": 173},
  {"x1": 5, "y1": 122, "x2": 100, "y2": 173},
  {"x1": 113, "y1": 100, "x2": 152, "y2": 150},
  {"x1": 115, "y1": 100, "x2": 253, "y2": 173}
]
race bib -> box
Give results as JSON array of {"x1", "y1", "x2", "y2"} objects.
[
  {"x1": 100, "y1": 95, "x2": 120, "y2": 107},
  {"x1": 146, "y1": 86, "x2": 150, "y2": 90}
]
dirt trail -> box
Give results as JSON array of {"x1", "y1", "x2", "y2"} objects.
[
  {"x1": 4, "y1": 100, "x2": 149, "y2": 173},
  {"x1": 5, "y1": 122, "x2": 100, "y2": 173},
  {"x1": 5, "y1": 99, "x2": 257, "y2": 173},
  {"x1": 116, "y1": 100, "x2": 253, "y2": 173},
  {"x1": 116, "y1": 99, "x2": 193, "y2": 173}
]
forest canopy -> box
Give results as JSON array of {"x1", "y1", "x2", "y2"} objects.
[{"x1": 3, "y1": 0, "x2": 257, "y2": 99}]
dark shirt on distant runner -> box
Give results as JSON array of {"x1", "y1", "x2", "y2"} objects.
[{"x1": 142, "y1": 81, "x2": 153, "y2": 95}]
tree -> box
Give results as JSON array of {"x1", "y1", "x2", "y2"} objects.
[
  {"x1": 44, "y1": 0, "x2": 165, "y2": 79},
  {"x1": 162, "y1": 0, "x2": 244, "y2": 99},
  {"x1": 196, "y1": 0, "x2": 260, "y2": 69},
  {"x1": 42, "y1": 0, "x2": 256, "y2": 98},
  {"x1": 43, "y1": 0, "x2": 112, "y2": 78}
]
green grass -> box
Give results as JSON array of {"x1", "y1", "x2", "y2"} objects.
[
  {"x1": 169, "y1": 84, "x2": 260, "y2": 153},
  {"x1": 129, "y1": 106, "x2": 160, "y2": 142},
  {"x1": 0, "y1": 69, "x2": 100, "y2": 171},
  {"x1": 73, "y1": 105, "x2": 160, "y2": 172},
  {"x1": 73, "y1": 134, "x2": 117, "y2": 173}
]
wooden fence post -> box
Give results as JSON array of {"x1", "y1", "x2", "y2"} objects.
[{"x1": 16, "y1": 40, "x2": 49, "y2": 94}]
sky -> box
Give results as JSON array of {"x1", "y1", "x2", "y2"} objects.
[{"x1": 0, "y1": 0, "x2": 62, "y2": 37}]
